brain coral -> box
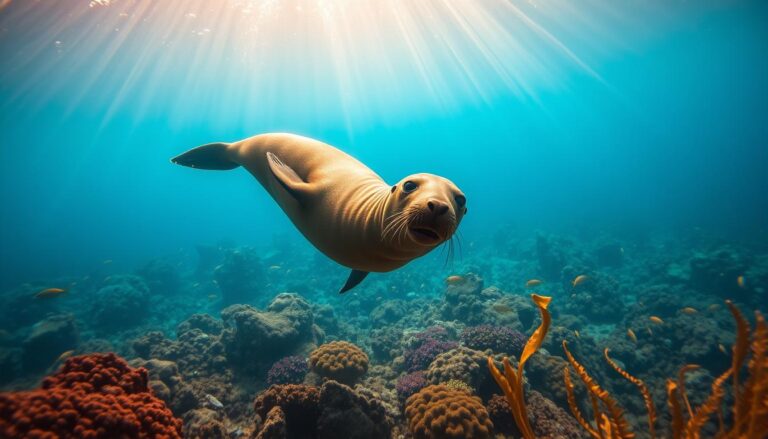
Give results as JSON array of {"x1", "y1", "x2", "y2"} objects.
[
  {"x1": 460, "y1": 325, "x2": 526, "y2": 356},
  {"x1": 0, "y1": 352, "x2": 182, "y2": 438},
  {"x1": 309, "y1": 341, "x2": 369, "y2": 385},
  {"x1": 425, "y1": 346, "x2": 488, "y2": 389},
  {"x1": 404, "y1": 384, "x2": 493, "y2": 439}
]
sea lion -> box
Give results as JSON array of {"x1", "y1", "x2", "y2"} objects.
[{"x1": 172, "y1": 133, "x2": 467, "y2": 293}]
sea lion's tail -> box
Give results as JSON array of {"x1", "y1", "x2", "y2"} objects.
[{"x1": 171, "y1": 142, "x2": 239, "y2": 170}]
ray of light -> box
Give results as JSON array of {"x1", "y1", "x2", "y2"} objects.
[{"x1": 0, "y1": 0, "x2": 670, "y2": 132}]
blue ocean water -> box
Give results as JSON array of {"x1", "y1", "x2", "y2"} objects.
[{"x1": 0, "y1": 1, "x2": 766, "y2": 437}]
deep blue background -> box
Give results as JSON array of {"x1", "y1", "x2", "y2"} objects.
[{"x1": 1, "y1": 0, "x2": 766, "y2": 289}]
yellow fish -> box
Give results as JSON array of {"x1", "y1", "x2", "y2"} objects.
[
  {"x1": 737, "y1": 275, "x2": 746, "y2": 288},
  {"x1": 718, "y1": 343, "x2": 727, "y2": 354},
  {"x1": 35, "y1": 288, "x2": 66, "y2": 299},
  {"x1": 627, "y1": 328, "x2": 637, "y2": 343},
  {"x1": 574, "y1": 330, "x2": 580, "y2": 338},
  {"x1": 492, "y1": 303, "x2": 514, "y2": 314},
  {"x1": 649, "y1": 316, "x2": 664, "y2": 324},
  {"x1": 681, "y1": 307, "x2": 697, "y2": 315},
  {"x1": 572, "y1": 275, "x2": 588, "y2": 287},
  {"x1": 56, "y1": 350, "x2": 75, "y2": 363},
  {"x1": 525, "y1": 279, "x2": 543, "y2": 288},
  {"x1": 446, "y1": 275, "x2": 464, "y2": 284}
]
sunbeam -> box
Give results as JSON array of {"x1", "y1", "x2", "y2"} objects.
[{"x1": 0, "y1": 0, "x2": 649, "y2": 131}]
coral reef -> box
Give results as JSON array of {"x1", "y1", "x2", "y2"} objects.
[
  {"x1": 396, "y1": 371, "x2": 428, "y2": 403},
  {"x1": 182, "y1": 408, "x2": 228, "y2": 439},
  {"x1": 460, "y1": 325, "x2": 526, "y2": 356},
  {"x1": 404, "y1": 384, "x2": 494, "y2": 439},
  {"x1": 404, "y1": 338, "x2": 458, "y2": 373},
  {"x1": 425, "y1": 346, "x2": 488, "y2": 390},
  {"x1": 267, "y1": 356, "x2": 309, "y2": 385},
  {"x1": 253, "y1": 380, "x2": 390, "y2": 439},
  {"x1": 316, "y1": 380, "x2": 391, "y2": 439},
  {"x1": 309, "y1": 341, "x2": 369, "y2": 385},
  {"x1": 90, "y1": 275, "x2": 151, "y2": 331},
  {"x1": 214, "y1": 247, "x2": 264, "y2": 305},
  {"x1": 221, "y1": 293, "x2": 318, "y2": 373},
  {"x1": 254, "y1": 384, "x2": 321, "y2": 439},
  {"x1": 0, "y1": 353, "x2": 182, "y2": 438},
  {"x1": 136, "y1": 258, "x2": 182, "y2": 296},
  {"x1": 21, "y1": 313, "x2": 78, "y2": 372}
]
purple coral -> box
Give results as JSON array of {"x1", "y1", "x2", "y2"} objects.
[
  {"x1": 396, "y1": 371, "x2": 427, "y2": 402},
  {"x1": 404, "y1": 339, "x2": 458, "y2": 372},
  {"x1": 413, "y1": 326, "x2": 450, "y2": 344},
  {"x1": 460, "y1": 325, "x2": 526, "y2": 356},
  {"x1": 266, "y1": 356, "x2": 309, "y2": 385}
]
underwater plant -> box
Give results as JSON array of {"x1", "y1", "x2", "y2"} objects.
[
  {"x1": 487, "y1": 293, "x2": 552, "y2": 439},
  {"x1": 489, "y1": 295, "x2": 767, "y2": 439}
]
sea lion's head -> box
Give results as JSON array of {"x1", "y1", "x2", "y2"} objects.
[{"x1": 384, "y1": 173, "x2": 467, "y2": 248}]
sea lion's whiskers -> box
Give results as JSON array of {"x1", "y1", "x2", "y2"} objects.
[
  {"x1": 454, "y1": 230, "x2": 464, "y2": 260},
  {"x1": 382, "y1": 210, "x2": 407, "y2": 241}
]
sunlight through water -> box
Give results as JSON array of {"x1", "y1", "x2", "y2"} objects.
[{"x1": 0, "y1": 0, "x2": 680, "y2": 130}]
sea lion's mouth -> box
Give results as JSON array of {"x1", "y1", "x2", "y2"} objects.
[{"x1": 409, "y1": 226, "x2": 442, "y2": 244}]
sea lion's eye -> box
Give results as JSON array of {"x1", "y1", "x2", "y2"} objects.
[
  {"x1": 455, "y1": 195, "x2": 466, "y2": 207},
  {"x1": 403, "y1": 181, "x2": 418, "y2": 193}
]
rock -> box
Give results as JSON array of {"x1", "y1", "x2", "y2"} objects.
[{"x1": 22, "y1": 314, "x2": 78, "y2": 372}]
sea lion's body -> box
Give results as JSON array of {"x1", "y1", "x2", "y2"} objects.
[{"x1": 172, "y1": 133, "x2": 467, "y2": 292}]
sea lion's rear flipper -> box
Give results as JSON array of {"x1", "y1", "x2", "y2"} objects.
[
  {"x1": 171, "y1": 143, "x2": 239, "y2": 170},
  {"x1": 266, "y1": 151, "x2": 314, "y2": 203},
  {"x1": 339, "y1": 270, "x2": 369, "y2": 294}
]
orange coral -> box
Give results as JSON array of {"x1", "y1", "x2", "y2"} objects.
[
  {"x1": 309, "y1": 341, "x2": 369, "y2": 385},
  {"x1": 487, "y1": 293, "x2": 552, "y2": 439},
  {"x1": 404, "y1": 384, "x2": 493, "y2": 439}
]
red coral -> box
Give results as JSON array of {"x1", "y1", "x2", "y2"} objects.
[{"x1": 0, "y1": 353, "x2": 182, "y2": 439}]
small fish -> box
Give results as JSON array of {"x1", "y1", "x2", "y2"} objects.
[
  {"x1": 492, "y1": 303, "x2": 514, "y2": 314},
  {"x1": 646, "y1": 327, "x2": 653, "y2": 336},
  {"x1": 268, "y1": 265, "x2": 281, "y2": 271},
  {"x1": 192, "y1": 282, "x2": 200, "y2": 288},
  {"x1": 56, "y1": 350, "x2": 75, "y2": 363},
  {"x1": 204, "y1": 394, "x2": 224, "y2": 410},
  {"x1": 35, "y1": 288, "x2": 66, "y2": 299},
  {"x1": 718, "y1": 343, "x2": 727, "y2": 354},
  {"x1": 627, "y1": 329, "x2": 637, "y2": 343},
  {"x1": 649, "y1": 316, "x2": 664, "y2": 324},
  {"x1": 681, "y1": 307, "x2": 697, "y2": 315},
  {"x1": 708, "y1": 304, "x2": 721, "y2": 312},
  {"x1": 207, "y1": 294, "x2": 218, "y2": 301},
  {"x1": 446, "y1": 275, "x2": 464, "y2": 284},
  {"x1": 574, "y1": 330, "x2": 580, "y2": 338},
  {"x1": 572, "y1": 275, "x2": 588, "y2": 287},
  {"x1": 737, "y1": 275, "x2": 746, "y2": 289},
  {"x1": 525, "y1": 279, "x2": 543, "y2": 288},
  {"x1": 102, "y1": 259, "x2": 113, "y2": 264}
]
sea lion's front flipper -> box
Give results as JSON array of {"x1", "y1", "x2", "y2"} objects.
[
  {"x1": 339, "y1": 270, "x2": 369, "y2": 294},
  {"x1": 171, "y1": 143, "x2": 238, "y2": 170},
  {"x1": 266, "y1": 151, "x2": 313, "y2": 203}
]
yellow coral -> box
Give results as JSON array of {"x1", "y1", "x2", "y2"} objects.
[
  {"x1": 405, "y1": 384, "x2": 493, "y2": 439},
  {"x1": 309, "y1": 340, "x2": 368, "y2": 385}
]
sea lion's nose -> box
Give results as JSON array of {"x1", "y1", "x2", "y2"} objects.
[{"x1": 427, "y1": 200, "x2": 449, "y2": 216}]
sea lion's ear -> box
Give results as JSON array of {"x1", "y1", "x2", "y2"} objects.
[
  {"x1": 266, "y1": 152, "x2": 312, "y2": 203},
  {"x1": 339, "y1": 270, "x2": 369, "y2": 294}
]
